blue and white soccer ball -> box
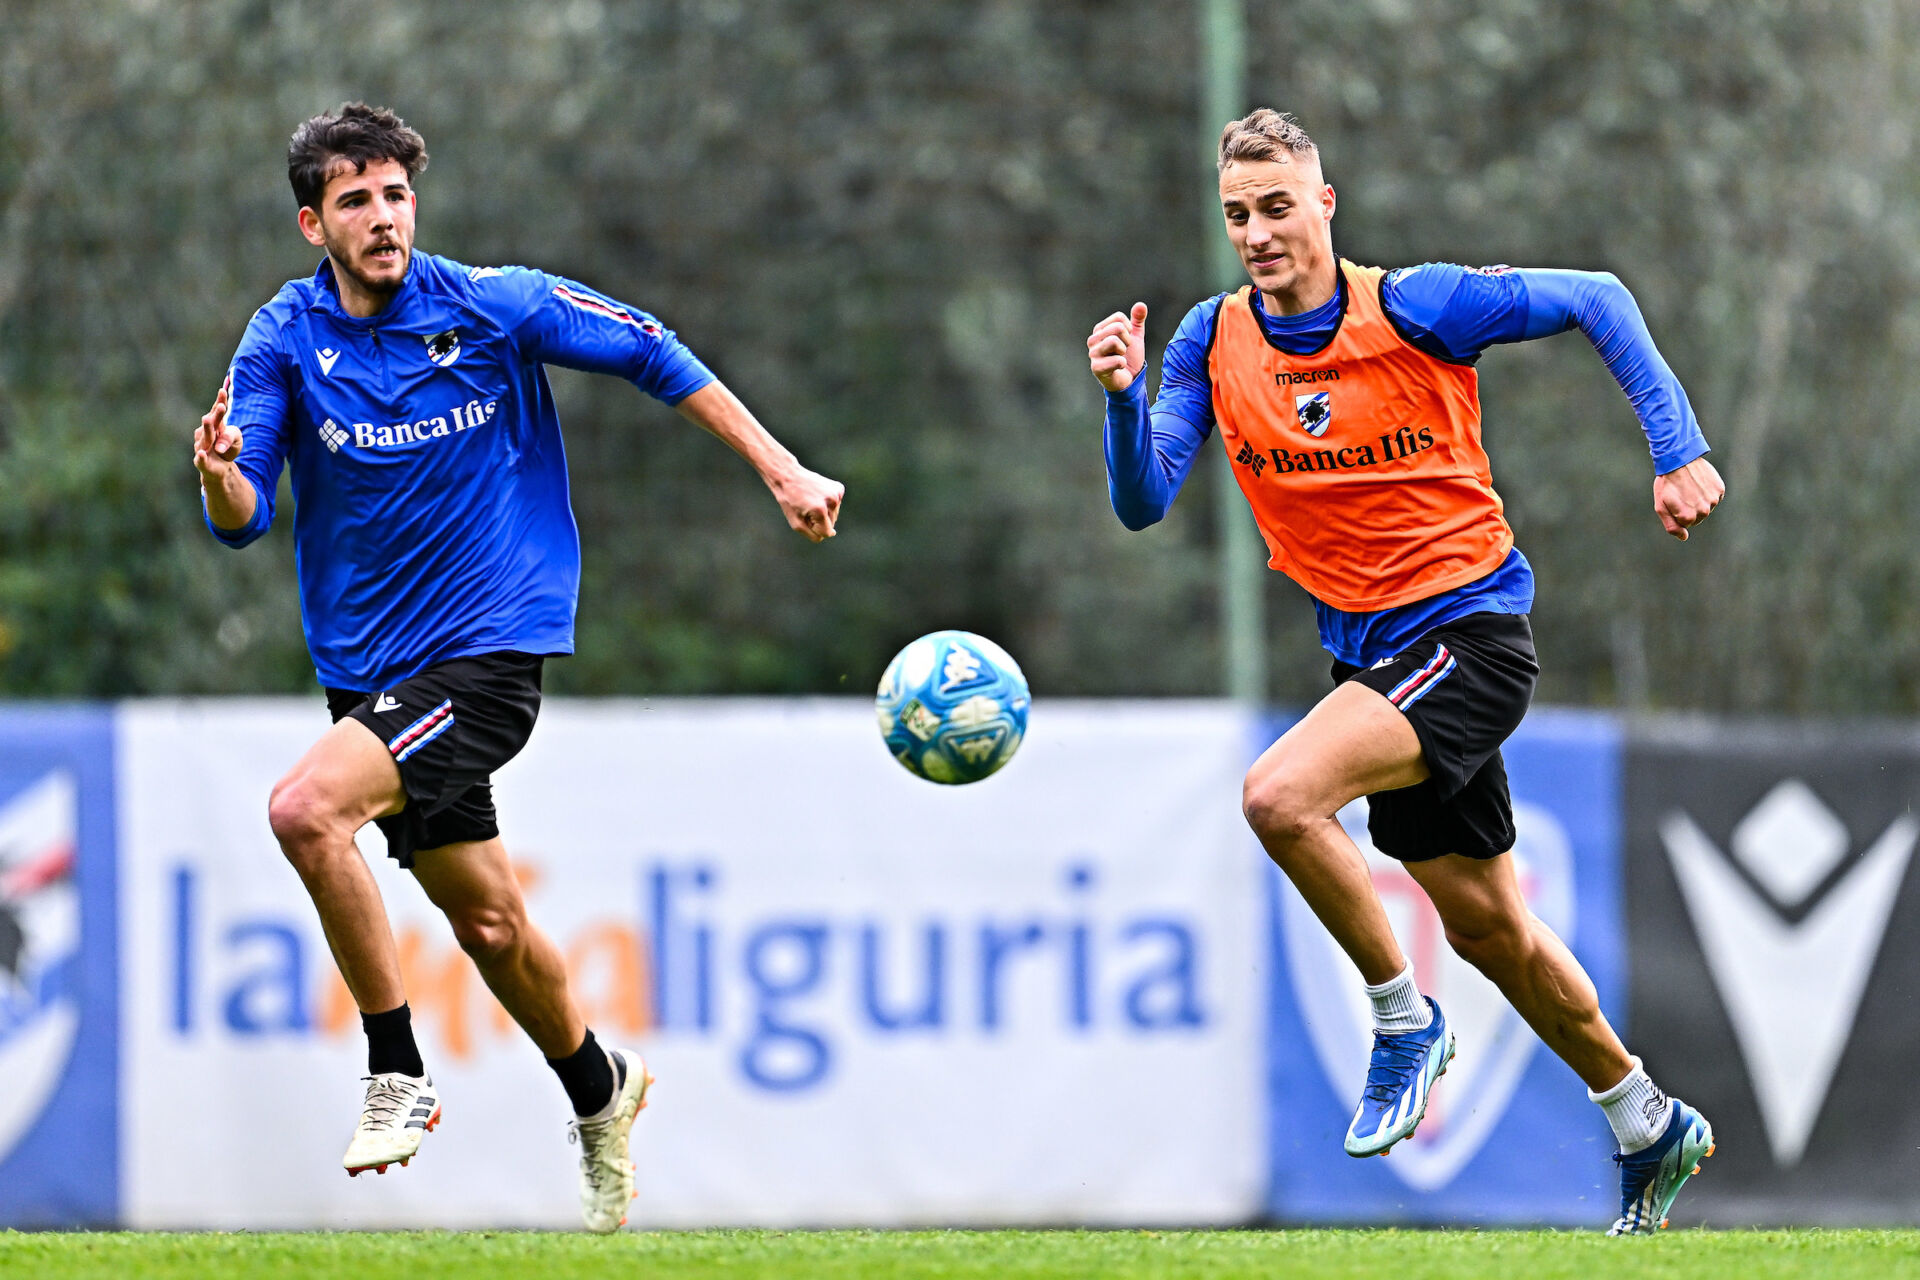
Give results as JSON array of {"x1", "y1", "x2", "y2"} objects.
[{"x1": 875, "y1": 630, "x2": 1030, "y2": 784}]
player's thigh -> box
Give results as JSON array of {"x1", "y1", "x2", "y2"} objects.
[
  {"x1": 271, "y1": 715, "x2": 407, "y2": 833},
  {"x1": 1245, "y1": 679, "x2": 1430, "y2": 819}
]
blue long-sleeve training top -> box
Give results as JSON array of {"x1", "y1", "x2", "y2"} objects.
[
  {"x1": 1103, "y1": 263, "x2": 1710, "y2": 666},
  {"x1": 212, "y1": 251, "x2": 715, "y2": 691}
]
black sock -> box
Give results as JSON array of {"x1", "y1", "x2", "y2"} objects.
[
  {"x1": 362, "y1": 1002, "x2": 425, "y2": 1078},
  {"x1": 548, "y1": 1026, "x2": 617, "y2": 1117}
]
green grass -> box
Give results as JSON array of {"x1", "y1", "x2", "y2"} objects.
[{"x1": 3, "y1": 1229, "x2": 1917, "y2": 1280}]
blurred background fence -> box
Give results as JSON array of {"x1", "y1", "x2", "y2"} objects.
[{"x1": 5, "y1": 0, "x2": 1920, "y2": 710}]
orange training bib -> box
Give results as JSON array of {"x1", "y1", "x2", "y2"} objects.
[{"x1": 1207, "y1": 261, "x2": 1512, "y2": 612}]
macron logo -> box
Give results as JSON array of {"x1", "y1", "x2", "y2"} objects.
[
  {"x1": 316, "y1": 348, "x2": 341, "y2": 376},
  {"x1": 374, "y1": 694, "x2": 401, "y2": 712},
  {"x1": 1660, "y1": 780, "x2": 1919, "y2": 1165}
]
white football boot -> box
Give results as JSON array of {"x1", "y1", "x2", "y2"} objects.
[
  {"x1": 342, "y1": 1071, "x2": 440, "y2": 1176},
  {"x1": 569, "y1": 1046, "x2": 653, "y2": 1232}
]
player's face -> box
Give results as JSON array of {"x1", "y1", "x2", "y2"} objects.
[
  {"x1": 298, "y1": 157, "x2": 417, "y2": 305},
  {"x1": 1219, "y1": 157, "x2": 1336, "y2": 311}
]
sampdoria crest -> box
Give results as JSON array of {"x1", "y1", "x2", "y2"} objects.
[
  {"x1": 1296, "y1": 391, "x2": 1331, "y2": 438},
  {"x1": 424, "y1": 329, "x2": 462, "y2": 368}
]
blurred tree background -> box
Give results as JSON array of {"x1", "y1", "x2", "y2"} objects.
[{"x1": 0, "y1": 0, "x2": 1915, "y2": 712}]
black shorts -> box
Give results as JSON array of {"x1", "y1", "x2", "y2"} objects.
[
  {"x1": 1332, "y1": 612, "x2": 1538, "y2": 863},
  {"x1": 325, "y1": 650, "x2": 545, "y2": 868}
]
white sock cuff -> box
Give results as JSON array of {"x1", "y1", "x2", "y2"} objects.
[
  {"x1": 1363, "y1": 962, "x2": 1417, "y2": 997},
  {"x1": 1588, "y1": 1056, "x2": 1645, "y2": 1104},
  {"x1": 1363, "y1": 963, "x2": 1431, "y2": 1033},
  {"x1": 1590, "y1": 1056, "x2": 1671, "y2": 1154}
]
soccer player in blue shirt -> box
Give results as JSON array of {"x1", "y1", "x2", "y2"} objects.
[
  {"x1": 1090, "y1": 110, "x2": 1721, "y2": 1233},
  {"x1": 193, "y1": 103, "x2": 843, "y2": 1230}
]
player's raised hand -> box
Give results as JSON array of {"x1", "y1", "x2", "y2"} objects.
[
  {"x1": 193, "y1": 375, "x2": 244, "y2": 481},
  {"x1": 1087, "y1": 302, "x2": 1148, "y2": 393},
  {"x1": 772, "y1": 464, "x2": 844, "y2": 543},
  {"x1": 1652, "y1": 456, "x2": 1724, "y2": 541}
]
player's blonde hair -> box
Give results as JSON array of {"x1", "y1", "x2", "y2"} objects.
[{"x1": 1217, "y1": 108, "x2": 1320, "y2": 173}]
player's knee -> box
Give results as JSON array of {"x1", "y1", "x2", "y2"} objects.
[
  {"x1": 1242, "y1": 765, "x2": 1317, "y2": 847},
  {"x1": 267, "y1": 777, "x2": 341, "y2": 861},
  {"x1": 447, "y1": 901, "x2": 523, "y2": 963}
]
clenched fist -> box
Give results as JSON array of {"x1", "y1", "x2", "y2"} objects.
[{"x1": 1087, "y1": 302, "x2": 1148, "y2": 394}]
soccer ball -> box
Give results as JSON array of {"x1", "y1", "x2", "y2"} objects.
[{"x1": 875, "y1": 630, "x2": 1030, "y2": 784}]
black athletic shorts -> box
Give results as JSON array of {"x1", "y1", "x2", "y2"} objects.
[
  {"x1": 325, "y1": 650, "x2": 545, "y2": 868},
  {"x1": 1331, "y1": 611, "x2": 1538, "y2": 863}
]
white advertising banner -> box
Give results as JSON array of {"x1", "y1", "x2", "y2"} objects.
[{"x1": 118, "y1": 698, "x2": 1265, "y2": 1228}]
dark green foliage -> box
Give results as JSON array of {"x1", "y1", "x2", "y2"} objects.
[{"x1": 2, "y1": 1, "x2": 1915, "y2": 710}]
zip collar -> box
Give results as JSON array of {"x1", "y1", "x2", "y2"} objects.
[{"x1": 305, "y1": 252, "x2": 421, "y2": 324}]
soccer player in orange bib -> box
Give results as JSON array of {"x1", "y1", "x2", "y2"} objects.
[{"x1": 1088, "y1": 110, "x2": 1723, "y2": 1234}]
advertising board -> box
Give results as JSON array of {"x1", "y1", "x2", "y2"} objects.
[
  {"x1": 0, "y1": 706, "x2": 118, "y2": 1227},
  {"x1": 116, "y1": 699, "x2": 1267, "y2": 1228},
  {"x1": 1625, "y1": 719, "x2": 1920, "y2": 1224}
]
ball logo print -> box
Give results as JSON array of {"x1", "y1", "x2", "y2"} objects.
[
  {"x1": 876, "y1": 631, "x2": 1029, "y2": 784},
  {"x1": 1281, "y1": 797, "x2": 1577, "y2": 1192},
  {"x1": 939, "y1": 645, "x2": 987, "y2": 693},
  {"x1": 0, "y1": 771, "x2": 81, "y2": 1167}
]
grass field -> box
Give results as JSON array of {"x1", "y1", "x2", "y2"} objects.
[{"x1": 4, "y1": 1229, "x2": 1917, "y2": 1280}]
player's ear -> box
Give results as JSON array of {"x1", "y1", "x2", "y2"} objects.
[
  {"x1": 1321, "y1": 183, "x2": 1337, "y2": 223},
  {"x1": 297, "y1": 205, "x2": 327, "y2": 248}
]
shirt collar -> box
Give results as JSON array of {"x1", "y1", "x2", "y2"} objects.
[
  {"x1": 1250, "y1": 266, "x2": 1345, "y2": 336},
  {"x1": 306, "y1": 251, "x2": 421, "y2": 321}
]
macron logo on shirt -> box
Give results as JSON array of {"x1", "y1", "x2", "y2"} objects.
[{"x1": 316, "y1": 348, "x2": 341, "y2": 375}]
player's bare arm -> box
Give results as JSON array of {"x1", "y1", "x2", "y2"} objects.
[
  {"x1": 1087, "y1": 302, "x2": 1147, "y2": 393},
  {"x1": 675, "y1": 380, "x2": 845, "y2": 542},
  {"x1": 193, "y1": 374, "x2": 256, "y2": 531},
  {"x1": 1653, "y1": 455, "x2": 1725, "y2": 541}
]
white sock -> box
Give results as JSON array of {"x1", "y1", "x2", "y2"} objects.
[
  {"x1": 1364, "y1": 963, "x2": 1432, "y2": 1034},
  {"x1": 1589, "y1": 1057, "x2": 1671, "y2": 1153}
]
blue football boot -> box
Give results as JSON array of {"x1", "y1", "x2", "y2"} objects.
[
  {"x1": 1344, "y1": 997, "x2": 1455, "y2": 1157},
  {"x1": 1607, "y1": 1098, "x2": 1715, "y2": 1235}
]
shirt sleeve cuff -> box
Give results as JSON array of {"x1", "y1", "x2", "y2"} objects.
[
  {"x1": 653, "y1": 365, "x2": 717, "y2": 407},
  {"x1": 1652, "y1": 437, "x2": 1710, "y2": 475},
  {"x1": 203, "y1": 485, "x2": 268, "y2": 547}
]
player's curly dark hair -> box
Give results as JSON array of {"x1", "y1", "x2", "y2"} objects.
[
  {"x1": 287, "y1": 102, "x2": 428, "y2": 211},
  {"x1": 1218, "y1": 108, "x2": 1319, "y2": 173}
]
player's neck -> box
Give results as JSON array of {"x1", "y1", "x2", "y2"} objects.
[
  {"x1": 328, "y1": 257, "x2": 401, "y2": 319},
  {"x1": 1257, "y1": 257, "x2": 1339, "y2": 317}
]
